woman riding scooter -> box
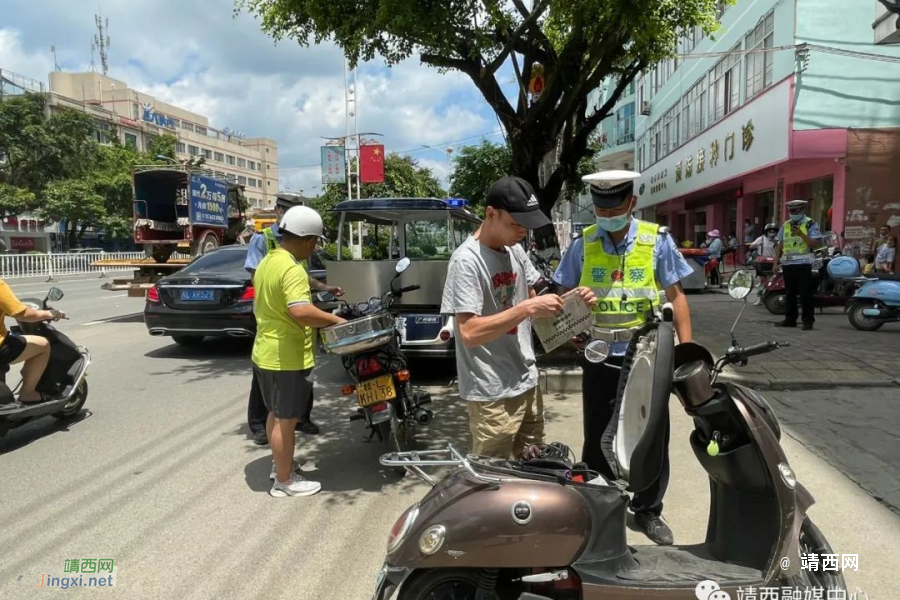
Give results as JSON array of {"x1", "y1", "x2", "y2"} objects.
[
  {"x1": 0, "y1": 278, "x2": 66, "y2": 408},
  {"x1": 747, "y1": 223, "x2": 778, "y2": 305}
]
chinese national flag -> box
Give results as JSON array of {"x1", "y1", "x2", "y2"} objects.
[{"x1": 359, "y1": 144, "x2": 385, "y2": 184}]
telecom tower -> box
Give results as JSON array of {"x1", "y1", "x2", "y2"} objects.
[{"x1": 94, "y1": 14, "x2": 111, "y2": 76}]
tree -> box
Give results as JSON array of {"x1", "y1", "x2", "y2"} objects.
[
  {"x1": 240, "y1": 0, "x2": 719, "y2": 216},
  {"x1": 449, "y1": 140, "x2": 511, "y2": 215}
]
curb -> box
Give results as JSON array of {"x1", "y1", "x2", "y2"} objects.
[{"x1": 539, "y1": 368, "x2": 900, "y2": 394}]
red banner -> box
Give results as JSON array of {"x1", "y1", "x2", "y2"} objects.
[
  {"x1": 359, "y1": 144, "x2": 385, "y2": 184},
  {"x1": 11, "y1": 237, "x2": 35, "y2": 251}
]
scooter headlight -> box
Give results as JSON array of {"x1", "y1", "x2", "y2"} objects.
[
  {"x1": 778, "y1": 463, "x2": 797, "y2": 489},
  {"x1": 386, "y1": 504, "x2": 419, "y2": 555}
]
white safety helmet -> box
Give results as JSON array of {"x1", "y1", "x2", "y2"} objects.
[{"x1": 279, "y1": 205, "x2": 326, "y2": 240}]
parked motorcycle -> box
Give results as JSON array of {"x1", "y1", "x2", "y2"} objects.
[
  {"x1": 0, "y1": 287, "x2": 91, "y2": 436},
  {"x1": 371, "y1": 269, "x2": 845, "y2": 600},
  {"x1": 846, "y1": 273, "x2": 900, "y2": 331},
  {"x1": 319, "y1": 258, "x2": 433, "y2": 472},
  {"x1": 761, "y1": 248, "x2": 862, "y2": 315}
]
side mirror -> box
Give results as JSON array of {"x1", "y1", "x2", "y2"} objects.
[
  {"x1": 728, "y1": 269, "x2": 755, "y2": 300},
  {"x1": 395, "y1": 257, "x2": 411, "y2": 274},
  {"x1": 47, "y1": 287, "x2": 64, "y2": 302},
  {"x1": 315, "y1": 291, "x2": 335, "y2": 303},
  {"x1": 584, "y1": 339, "x2": 610, "y2": 364}
]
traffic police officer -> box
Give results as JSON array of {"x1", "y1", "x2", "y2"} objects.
[
  {"x1": 774, "y1": 199, "x2": 822, "y2": 330},
  {"x1": 245, "y1": 194, "x2": 344, "y2": 444},
  {"x1": 553, "y1": 170, "x2": 694, "y2": 546}
]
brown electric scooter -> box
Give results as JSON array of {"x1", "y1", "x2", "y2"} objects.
[{"x1": 372, "y1": 270, "x2": 846, "y2": 600}]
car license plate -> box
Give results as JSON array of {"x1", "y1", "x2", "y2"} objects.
[
  {"x1": 180, "y1": 289, "x2": 215, "y2": 301},
  {"x1": 357, "y1": 375, "x2": 396, "y2": 407}
]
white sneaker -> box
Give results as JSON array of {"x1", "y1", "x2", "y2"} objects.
[
  {"x1": 269, "y1": 459, "x2": 305, "y2": 481},
  {"x1": 753, "y1": 298, "x2": 763, "y2": 306},
  {"x1": 270, "y1": 474, "x2": 322, "y2": 497}
]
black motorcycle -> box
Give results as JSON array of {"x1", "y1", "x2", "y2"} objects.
[
  {"x1": 0, "y1": 287, "x2": 91, "y2": 437},
  {"x1": 319, "y1": 259, "x2": 433, "y2": 474}
]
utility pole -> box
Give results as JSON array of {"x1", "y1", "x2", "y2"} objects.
[{"x1": 344, "y1": 59, "x2": 363, "y2": 258}]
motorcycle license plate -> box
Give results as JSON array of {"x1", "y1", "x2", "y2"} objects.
[{"x1": 357, "y1": 375, "x2": 396, "y2": 407}]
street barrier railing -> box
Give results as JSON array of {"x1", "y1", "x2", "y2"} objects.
[{"x1": 0, "y1": 252, "x2": 190, "y2": 280}]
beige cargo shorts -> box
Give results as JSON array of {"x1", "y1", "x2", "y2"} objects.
[{"x1": 466, "y1": 386, "x2": 545, "y2": 460}]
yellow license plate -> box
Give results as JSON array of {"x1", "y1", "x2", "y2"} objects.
[{"x1": 357, "y1": 375, "x2": 396, "y2": 407}]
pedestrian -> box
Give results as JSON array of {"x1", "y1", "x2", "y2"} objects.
[
  {"x1": 876, "y1": 236, "x2": 896, "y2": 274},
  {"x1": 253, "y1": 206, "x2": 346, "y2": 497},
  {"x1": 870, "y1": 225, "x2": 891, "y2": 257},
  {"x1": 245, "y1": 195, "x2": 344, "y2": 445},
  {"x1": 705, "y1": 230, "x2": 724, "y2": 286},
  {"x1": 748, "y1": 223, "x2": 779, "y2": 305},
  {"x1": 742, "y1": 219, "x2": 758, "y2": 246},
  {"x1": 440, "y1": 176, "x2": 583, "y2": 461},
  {"x1": 0, "y1": 278, "x2": 66, "y2": 408},
  {"x1": 552, "y1": 170, "x2": 694, "y2": 547},
  {"x1": 774, "y1": 199, "x2": 823, "y2": 330}
]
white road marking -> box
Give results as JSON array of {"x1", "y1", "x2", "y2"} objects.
[
  {"x1": 82, "y1": 313, "x2": 144, "y2": 326},
  {"x1": 100, "y1": 294, "x2": 128, "y2": 300}
]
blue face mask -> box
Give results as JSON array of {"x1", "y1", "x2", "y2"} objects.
[
  {"x1": 596, "y1": 213, "x2": 630, "y2": 232},
  {"x1": 790, "y1": 213, "x2": 805, "y2": 223}
]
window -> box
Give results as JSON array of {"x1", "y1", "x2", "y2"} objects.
[
  {"x1": 215, "y1": 171, "x2": 226, "y2": 178},
  {"x1": 687, "y1": 78, "x2": 707, "y2": 138},
  {"x1": 405, "y1": 220, "x2": 453, "y2": 259},
  {"x1": 226, "y1": 155, "x2": 236, "y2": 165},
  {"x1": 94, "y1": 121, "x2": 113, "y2": 144},
  {"x1": 188, "y1": 145, "x2": 199, "y2": 156},
  {"x1": 176, "y1": 142, "x2": 186, "y2": 154},
  {"x1": 124, "y1": 132, "x2": 138, "y2": 149},
  {"x1": 616, "y1": 103, "x2": 635, "y2": 145},
  {"x1": 182, "y1": 122, "x2": 194, "y2": 132},
  {"x1": 237, "y1": 158, "x2": 247, "y2": 168},
  {"x1": 202, "y1": 148, "x2": 212, "y2": 159},
  {"x1": 132, "y1": 103, "x2": 140, "y2": 120},
  {"x1": 708, "y1": 44, "x2": 741, "y2": 124},
  {"x1": 195, "y1": 126, "x2": 208, "y2": 136},
  {"x1": 745, "y1": 12, "x2": 775, "y2": 101},
  {"x1": 214, "y1": 152, "x2": 224, "y2": 162},
  {"x1": 238, "y1": 175, "x2": 247, "y2": 185},
  {"x1": 680, "y1": 95, "x2": 690, "y2": 143},
  {"x1": 248, "y1": 160, "x2": 256, "y2": 170},
  {"x1": 167, "y1": 118, "x2": 180, "y2": 130}
]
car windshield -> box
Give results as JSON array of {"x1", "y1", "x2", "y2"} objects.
[
  {"x1": 405, "y1": 220, "x2": 452, "y2": 259},
  {"x1": 180, "y1": 249, "x2": 248, "y2": 275}
]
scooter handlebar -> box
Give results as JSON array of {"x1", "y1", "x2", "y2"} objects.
[{"x1": 741, "y1": 340, "x2": 787, "y2": 357}]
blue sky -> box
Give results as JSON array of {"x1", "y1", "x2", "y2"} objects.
[{"x1": 0, "y1": 0, "x2": 509, "y2": 195}]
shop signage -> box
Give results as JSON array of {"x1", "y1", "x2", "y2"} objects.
[
  {"x1": 141, "y1": 103, "x2": 177, "y2": 129},
  {"x1": 11, "y1": 237, "x2": 35, "y2": 251},
  {"x1": 636, "y1": 78, "x2": 790, "y2": 209}
]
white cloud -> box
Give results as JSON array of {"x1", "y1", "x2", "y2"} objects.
[{"x1": 0, "y1": 0, "x2": 503, "y2": 195}]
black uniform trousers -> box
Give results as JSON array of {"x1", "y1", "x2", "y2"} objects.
[
  {"x1": 581, "y1": 355, "x2": 670, "y2": 517},
  {"x1": 248, "y1": 367, "x2": 314, "y2": 433},
  {"x1": 782, "y1": 263, "x2": 815, "y2": 326}
]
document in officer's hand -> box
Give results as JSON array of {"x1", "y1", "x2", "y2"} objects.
[{"x1": 531, "y1": 291, "x2": 593, "y2": 353}]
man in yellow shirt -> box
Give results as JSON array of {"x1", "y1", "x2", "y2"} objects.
[
  {"x1": 253, "y1": 206, "x2": 346, "y2": 498},
  {"x1": 0, "y1": 279, "x2": 66, "y2": 407}
]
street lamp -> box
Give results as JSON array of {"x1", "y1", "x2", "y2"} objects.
[{"x1": 421, "y1": 144, "x2": 454, "y2": 190}]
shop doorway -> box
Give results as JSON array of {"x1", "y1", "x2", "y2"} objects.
[
  {"x1": 794, "y1": 177, "x2": 834, "y2": 231},
  {"x1": 752, "y1": 190, "x2": 775, "y2": 228}
]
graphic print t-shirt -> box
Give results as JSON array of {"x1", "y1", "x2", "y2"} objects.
[{"x1": 440, "y1": 235, "x2": 541, "y2": 402}]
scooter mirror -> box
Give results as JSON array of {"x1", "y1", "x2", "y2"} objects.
[
  {"x1": 395, "y1": 257, "x2": 411, "y2": 274},
  {"x1": 728, "y1": 270, "x2": 755, "y2": 300},
  {"x1": 584, "y1": 339, "x2": 610, "y2": 364},
  {"x1": 47, "y1": 287, "x2": 64, "y2": 302},
  {"x1": 315, "y1": 291, "x2": 335, "y2": 303}
]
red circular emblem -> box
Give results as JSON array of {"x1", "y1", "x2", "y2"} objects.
[{"x1": 611, "y1": 269, "x2": 624, "y2": 282}]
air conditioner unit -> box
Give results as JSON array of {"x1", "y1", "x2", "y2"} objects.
[{"x1": 640, "y1": 101, "x2": 651, "y2": 116}]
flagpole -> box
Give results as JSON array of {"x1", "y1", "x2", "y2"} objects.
[
  {"x1": 354, "y1": 66, "x2": 362, "y2": 251},
  {"x1": 343, "y1": 59, "x2": 354, "y2": 252}
]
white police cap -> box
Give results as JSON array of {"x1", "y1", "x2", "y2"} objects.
[{"x1": 583, "y1": 170, "x2": 641, "y2": 208}]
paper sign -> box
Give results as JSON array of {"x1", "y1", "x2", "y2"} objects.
[{"x1": 531, "y1": 292, "x2": 593, "y2": 353}]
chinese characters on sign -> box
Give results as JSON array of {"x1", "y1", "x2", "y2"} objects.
[
  {"x1": 646, "y1": 120, "x2": 754, "y2": 194},
  {"x1": 188, "y1": 175, "x2": 229, "y2": 227},
  {"x1": 63, "y1": 558, "x2": 114, "y2": 573},
  {"x1": 320, "y1": 146, "x2": 346, "y2": 184},
  {"x1": 141, "y1": 103, "x2": 177, "y2": 129}
]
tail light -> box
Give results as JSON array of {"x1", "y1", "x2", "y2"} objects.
[
  {"x1": 357, "y1": 357, "x2": 382, "y2": 378},
  {"x1": 396, "y1": 370, "x2": 410, "y2": 383},
  {"x1": 370, "y1": 402, "x2": 388, "y2": 412},
  {"x1": 341, "y1": 384, "x2": 356, "y2": 396},
  {"x1": 239, "y1": 285, "x2": 255, "y2": 302},
  {"x1": 146, "y1": 286, "x2": 160, "y2": 303},
  {"x1": 387, "y1": 505, "x2": 419, "y2": 554},
  {"x1": 439, "y1": 329, "x2": 451, "y2": 342}
]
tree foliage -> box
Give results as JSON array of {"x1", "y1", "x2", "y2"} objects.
[
  {"x1": 240, "y1": 0, "x2": 719, "y2": 218},
  {"x1": 448, "y1": 140, "x2": 511, "y2": 215},
  {"x1": 0, "y1": 93, "x2": 179, "y2": 246}
]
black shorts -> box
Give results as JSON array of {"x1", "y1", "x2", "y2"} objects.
[
  {"x1": 253, "y1": 366, "x2": 314, "y2": 420},
  {"x1": 0, "y1": 333, "x2": 26, "y2": 366}
]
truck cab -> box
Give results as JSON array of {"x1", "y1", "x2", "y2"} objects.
[{"x1": 327, "y1": 197, "x2": 481, "y2": 358}]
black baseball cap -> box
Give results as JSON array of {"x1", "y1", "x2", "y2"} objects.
[{"x1": 485, "y1": 176, "x2": 552, "y2": 229}]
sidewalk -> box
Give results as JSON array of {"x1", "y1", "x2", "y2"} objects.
[{"x1": 538, "y1": 293, "x2": 900, "y2": 391}]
